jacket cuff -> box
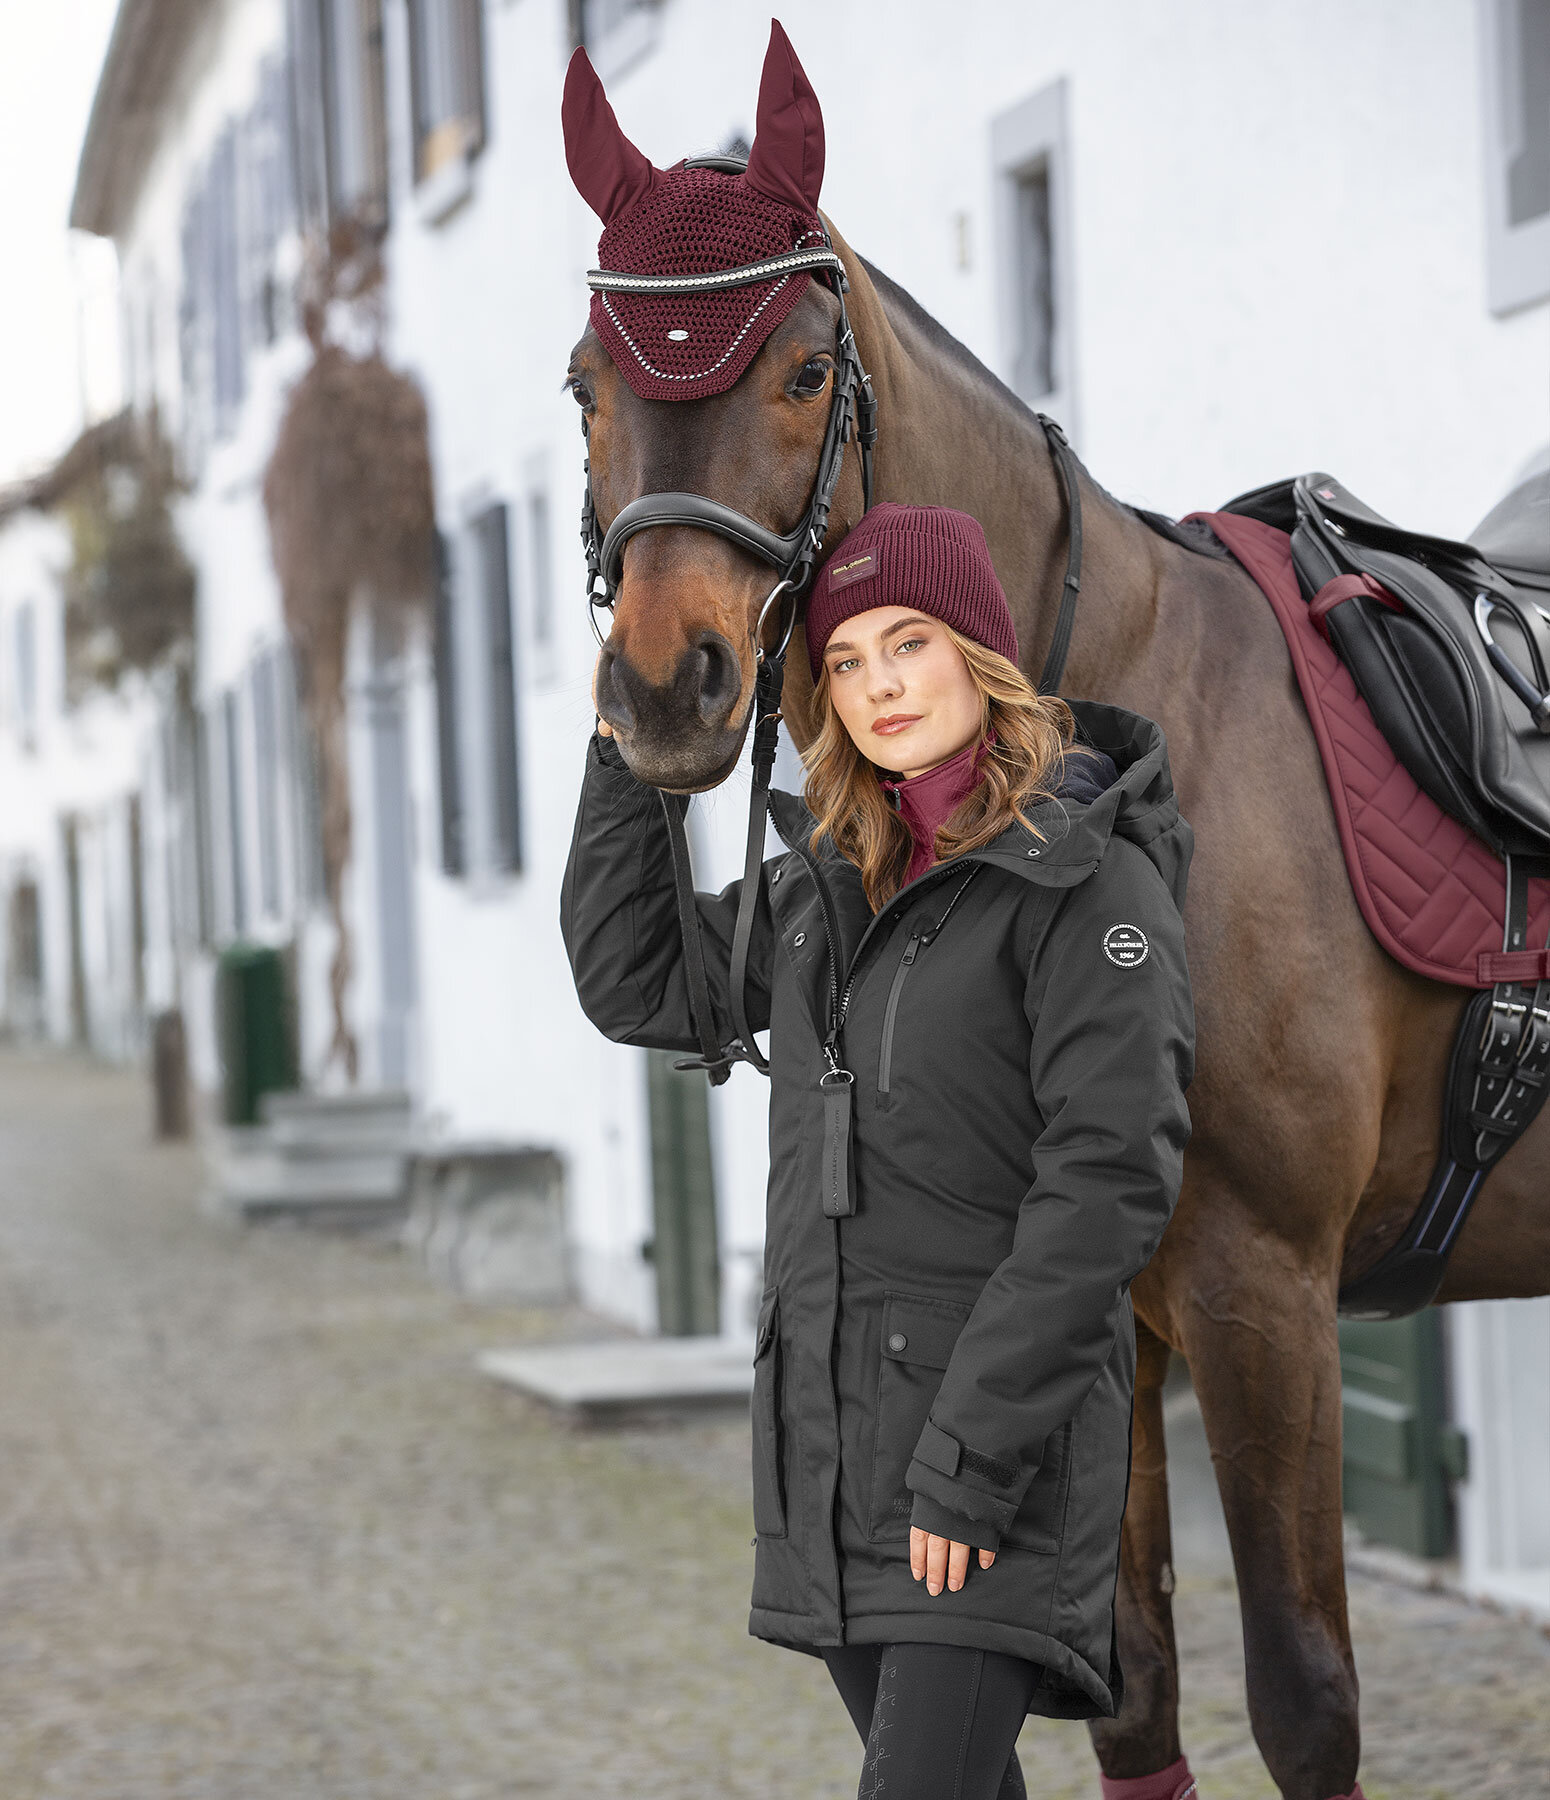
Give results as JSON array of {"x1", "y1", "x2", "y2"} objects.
[
  {"x1": 908, "y1": 1492, "x2": 1002, "y2": 1553},
  {"x1": 906, "y1": 1420, "x2": 1021, "y2": 1536}
]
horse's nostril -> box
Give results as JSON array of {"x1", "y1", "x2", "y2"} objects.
[
  {"x1": 596, "y1": 647, "x2": 637, "y2": 733},
  {"x1": 693, "y1": 633, "x2": 740, "y2": 726}
]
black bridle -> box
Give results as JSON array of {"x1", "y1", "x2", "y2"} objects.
[{"x1": 579, "y1": 168, "x2": 1083, "y2": 1085}]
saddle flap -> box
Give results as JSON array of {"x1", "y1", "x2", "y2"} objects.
[{"x1": 1289, "y1": 472, "x2": 1550, "y2": 858}]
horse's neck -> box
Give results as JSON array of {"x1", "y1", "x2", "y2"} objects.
[{"x1": 843, "y1": 242, "x2": 1168, "y2": 700}]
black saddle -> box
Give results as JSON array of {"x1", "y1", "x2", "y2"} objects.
[
  {"x1": 1220, "y1": 467, "x2": 1550, "y2": 1320},
  {"x1": 1222, "y1": 469, "x2": 1550, "y2": 858}
]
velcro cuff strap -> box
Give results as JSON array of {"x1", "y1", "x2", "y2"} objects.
[{"x1": 913, "y1": 1420, "x2": 961, "y2": 1478}]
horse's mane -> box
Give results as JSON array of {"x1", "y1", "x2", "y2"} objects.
[{"x1": 860, "y1": 257, "x2": 1231, "y2": 564}]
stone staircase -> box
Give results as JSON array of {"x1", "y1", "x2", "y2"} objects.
[{"x1": 204, "y1": 1090, "x2": 413, "y2": 1228}]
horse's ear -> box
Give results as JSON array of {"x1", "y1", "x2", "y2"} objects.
[
  {"x1": 562, "y1": 47, "x2": 657, "y2": 224},
  {"x1": 744, "y1": 20, "x2": 825, "y2": 214}
]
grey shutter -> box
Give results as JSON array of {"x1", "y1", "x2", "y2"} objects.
[
  {"x1": 479, "y1": 504, "x2": 521, "y2": 874},
  {"x1": 432, "y1": 530, "x2": 465, "y2": 874},
  {"x1": 288, "y1": 0, "x2": 331, "y2": 233},
  {"x1": 252, "y1": 652, "x2": 281, "y2": 917},
  {"x1": 210, "y1": 129, "x2": 245, "y2": 429}
]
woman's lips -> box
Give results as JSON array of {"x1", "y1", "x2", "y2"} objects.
[{"x1": 871, "y1": 714, "x2": 922, "y2": 737}]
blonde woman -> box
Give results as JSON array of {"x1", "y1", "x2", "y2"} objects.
[{"x1": 563, "y1": 503, "x2": 1197, "y2": 1800}]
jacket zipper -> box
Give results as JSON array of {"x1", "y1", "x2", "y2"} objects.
[
  {"x1": 877, "y1": 868, "x2": 981, "y2": 1099},
  {"x1": 768, "y1": 808, "x2": 981, "y2": 1077}
]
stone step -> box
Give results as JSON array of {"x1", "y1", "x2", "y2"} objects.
[
  {"x1": 204, "y1": 1145, "x2": 410, "y2": 1228},
  {"x1": 476, "y1": 1336, "x2": 755, "y2": 1422},
  {"x1": 260, "y1": 1089, "x2": 413, "y2": 1147}
]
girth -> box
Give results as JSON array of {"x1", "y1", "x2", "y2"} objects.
[{"x1": 1339, "y1": 849, "x2": 1550, "y2": 1318}]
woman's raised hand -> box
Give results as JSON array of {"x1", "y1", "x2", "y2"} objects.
[{"x1": 910, "y1": 1527, "x2": 996, "y2": 1596}]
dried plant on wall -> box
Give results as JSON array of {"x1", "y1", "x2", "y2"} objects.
[
  {"x1": 46, "y1": 411, "x2": 196, "y2": 699},
  {"x1": 262, "y1": 220, "x2": 435, "y2": 1082}
]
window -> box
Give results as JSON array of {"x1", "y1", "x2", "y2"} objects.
[
  {"x1": 1480, "y1": 0, "x2": 1550, "y2": 313},
  {"x1": 432, "y1": 503, "x2": 523, "y2": 881},
  {"x1": 432, "y1": 531, "x2": 464, "y2": 875},
  {"x1": 14, "y1": 602, "x2": 36, "y2": 753},
  {"x1": 523, "y1": 458, "x2": 560, "y2": 687},
  {"x1": 407, "y1": 0, "x2": 486, "y2": 183},
  {"x1": 991, "y1": 80, "x2": 1076, "y2": 433},
  {"x1": 569, "y1": 0, "x2": 662, "y2": 80},
  {"x1": 289, "y1": 0, "x2": 389, "y2": 233}
]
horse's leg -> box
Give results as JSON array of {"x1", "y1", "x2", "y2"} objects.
[
  {"x1": 1088, "y1": 1318, "x2": 1187, "y2": 1782},
  {"x1": 1180, "y1": 1236, "x2": 1360, "y2": 1800}
]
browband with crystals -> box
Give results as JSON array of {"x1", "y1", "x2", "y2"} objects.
[{"x1": 587, "y1": 246, "x2": 846, "y2": 295}]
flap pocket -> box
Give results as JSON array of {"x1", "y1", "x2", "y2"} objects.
[
  {"x1": 881, "y1": 1291, "x2": 973, "y2": 1370},
  {"x1": 755, "y1": 1291, "x2": 779, "y2": 1360}
]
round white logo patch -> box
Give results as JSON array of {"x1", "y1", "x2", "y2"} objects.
[{"x1": 1103, "y1": 923, "x2": 1150, "y2": 967}]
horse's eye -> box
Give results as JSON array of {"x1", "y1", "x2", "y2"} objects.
[
  {"x1": 567, "y1": 377, "x2": 594, "y2": 412},
  {"x1": 794, "y1": 359, "x2": 829, "y2": 396}
]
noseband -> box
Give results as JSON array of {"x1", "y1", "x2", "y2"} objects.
[{"x1": 578, "y1": 161, "x2": 877, "y2": 1085}]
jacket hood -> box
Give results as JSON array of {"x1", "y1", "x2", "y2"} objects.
[{"x1": 770, "y1": 697, "x2": 1193, "y2": 913}]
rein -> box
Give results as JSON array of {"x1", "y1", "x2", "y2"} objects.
[{"x1": 580, "y1": 196, "x2": 1084, "y2": 1083}]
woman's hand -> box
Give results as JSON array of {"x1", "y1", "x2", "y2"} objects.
[
  {"x1": 591, "y1": 653, "x2": 614, "y2": 737},
  {"x1": 910, "y1": 1526, "x2": 996, "y2": 1596}
]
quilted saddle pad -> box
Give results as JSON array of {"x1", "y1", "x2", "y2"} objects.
[{"x1": 1192, "y1": 509, "x2": 1550, "y2": 989}]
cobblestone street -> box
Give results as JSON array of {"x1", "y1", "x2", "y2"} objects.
[{"x1": 0, "y1": 1049, "x2": 1546, "y2": 1799}]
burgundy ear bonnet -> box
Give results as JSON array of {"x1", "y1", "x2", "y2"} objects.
[{"x1": 563, "y1": 21, "x2": 828, "y2": 402}]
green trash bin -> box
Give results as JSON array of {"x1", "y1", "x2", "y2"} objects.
[{"x1": 216, "y1": 942, "x2": 298, "y2": 1125}]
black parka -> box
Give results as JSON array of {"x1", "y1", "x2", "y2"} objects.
[{"x1": 560, "y1": 698, "x2": 1195, "y2": 1720}]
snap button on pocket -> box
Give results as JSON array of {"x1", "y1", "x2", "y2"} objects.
[
  {"x1": 1026, "y1": 847, "x2": 1041, "y2": 857},
  {"x1": 888, "y1": 1332, "x2": 907, "y2": 1353},
  {"x1": 793, "y1": 931, "x2": 806, "y2": 946}
]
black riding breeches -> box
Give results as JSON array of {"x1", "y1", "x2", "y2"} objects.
[{"x1": 822, "y1": 1642, "x2": 1039, "y2": 1800}]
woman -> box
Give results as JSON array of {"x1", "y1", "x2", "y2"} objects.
[{"x1": 562, "y1": 503, "x2": 1196, "y2": 1800}]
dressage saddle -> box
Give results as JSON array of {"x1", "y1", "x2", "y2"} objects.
[
  {"x1": 1222, "y1": 468, "x2": 1550, "y2": 1318},
  {"x1": 1223, "y1": 469, "x2": 1550, "y2": 856}
]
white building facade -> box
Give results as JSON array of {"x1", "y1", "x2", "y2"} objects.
[{"x1": 61, "y1": 0, "x2": 1550, "y2": 1611}]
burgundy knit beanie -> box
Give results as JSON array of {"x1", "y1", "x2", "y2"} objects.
[{"x1": 805, "y1": 504, "x2": 1019, "y2": 680}]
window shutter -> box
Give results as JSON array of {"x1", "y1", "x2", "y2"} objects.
[
  {"x1": 432, "y1": 530, "x2": 466, "y2": 875},
  {"x1": 479, "y1": 504, "x2": 522, "y2": 875},
  {"x1": 287, "y1": 0, "x2": 331, "y2": 234}
]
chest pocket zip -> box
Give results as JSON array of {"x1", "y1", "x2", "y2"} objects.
[{"x1": 877, "y1": 867, "x2": 981, "y2": 1103}]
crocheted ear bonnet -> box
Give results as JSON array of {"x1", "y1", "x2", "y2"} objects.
[{"x1": 562, "y1": 21, "x2": 830, "y2": 402}]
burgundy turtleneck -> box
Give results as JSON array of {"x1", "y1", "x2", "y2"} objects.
[{"x1": 879, "y1": 733, "x2": 993, "y2": 887}]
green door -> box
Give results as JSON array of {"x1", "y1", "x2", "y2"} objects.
[
  {"x1": 1340, "y1": 1312, "x2": 1467, "y2": 1558},
  {"x1": 645, "y1": 1050, "x2": 722, "y2": 1337}
]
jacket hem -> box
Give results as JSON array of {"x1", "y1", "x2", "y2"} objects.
[{"x1": 751, "y1": 1607, "x2": 1115, "y2": 1719}]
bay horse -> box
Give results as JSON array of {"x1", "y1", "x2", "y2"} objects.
[{"x1": 569, "y1": 143, "x2": 1550, "y2": 1800}]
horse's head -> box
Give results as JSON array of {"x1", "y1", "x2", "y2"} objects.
[{"x1": 563, "y1": 24, "x2": 872, "y2": 792}]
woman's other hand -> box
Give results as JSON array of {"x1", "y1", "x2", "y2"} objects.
[{"x1": 910, "y1": 1527, "x2": 995, "y2": 1596}]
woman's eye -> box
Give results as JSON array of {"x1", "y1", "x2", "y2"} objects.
[
  {"x1": 831, "y1": 656, "x2": 857, "y2": 675},
  {"x1": 794, "y1": 359, "x2": 830, "y2": 396},
  {"x1": 896, "y1": 638, "x2": 924, "y2": 654}
]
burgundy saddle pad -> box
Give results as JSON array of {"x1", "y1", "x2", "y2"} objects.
[{"x1": 1192, "y1": 509, "x2": 1550, "y2": 989}]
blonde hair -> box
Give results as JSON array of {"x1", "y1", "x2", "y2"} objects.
[{"x1": 801, "y1": 623, "x2": 1101, "y2": 911}]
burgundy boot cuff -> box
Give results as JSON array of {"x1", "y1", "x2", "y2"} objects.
[{"x1": 1099, "y1": 1757, "x2": 1197, "y2": 1800}]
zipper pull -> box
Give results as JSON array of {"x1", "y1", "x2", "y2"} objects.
[{"x1": 819, "y1": 1064, "x2": 857, "y2": 1218}]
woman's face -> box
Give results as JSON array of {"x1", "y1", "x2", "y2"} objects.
[{"x1": 820, "y1": 605, "x2": 983, "y2": 779}]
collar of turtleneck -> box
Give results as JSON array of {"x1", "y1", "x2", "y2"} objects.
[{"x1": 879, "y1": 732, "x2": 994, "y2": 886}]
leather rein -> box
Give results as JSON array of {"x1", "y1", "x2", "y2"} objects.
[{"x1": 580, "y1": 180, "x2": 1085, "y2": 1084}]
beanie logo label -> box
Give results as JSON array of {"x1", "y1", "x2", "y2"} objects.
[
  {"x1": 1103, "y1": 924, "x2": 1149, "y2": 967},
  {"x1": 829, "y1": 553, "x2": 875, "y2": 590}
]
